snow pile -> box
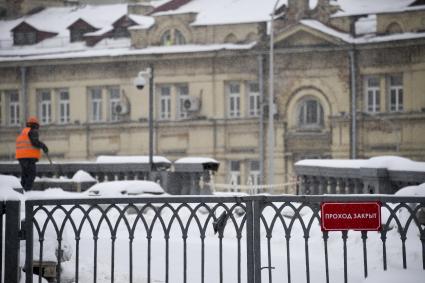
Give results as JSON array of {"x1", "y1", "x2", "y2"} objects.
[
  {"x1": 394, "y1": 183, "x2": 425, "y2": 197},
  {"x1": 295, "y1": 156, "x2": 425, "y2": 172},
  {"x1": 174, "y1": 157, "x2": 219, "y2": 164},
  {"x1": 84, "y1": 180, "x2": 165, "y2": 197},
  {"x1": 0, "y1": 174, "x2": 23, "y2": 201},
  {"x1": 96, "y1": 155, "x2": 171, "y2": 164},
  {"x1": 72, "y1": 170, "x2": 96, "y2": 182},
  {"x1": 355, "y1": 14, "x2": 377, "y2": 35}
]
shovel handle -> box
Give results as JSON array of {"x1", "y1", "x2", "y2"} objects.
[{"x1": 45, "y1": 152, "x2": 53, "y2": 165}]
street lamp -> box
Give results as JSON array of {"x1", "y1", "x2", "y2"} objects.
[
  {"x1": 268, "y1": 0, "x2": 281, "y2": 190},
  {"x1": 134, "y1": 65, "x2": 154, "y2": 176}
]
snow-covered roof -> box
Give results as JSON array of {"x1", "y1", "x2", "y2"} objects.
[
  {"x1": 333, "y1": 0, "x2": 423, "y2": 17},
  {"x1": 0, "y1": 42, "x2": 255, "y2": 62},
  {"x1": 300, "y1": 19, "x2": 425, "y2": 44},
  {"x1": 153, "y1": 0, "x2": 287, "y2": 26}
]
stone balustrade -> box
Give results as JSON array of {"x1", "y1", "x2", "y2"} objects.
[{"x1": 294, "y1": 161, "x2": 425, "y2": 195}]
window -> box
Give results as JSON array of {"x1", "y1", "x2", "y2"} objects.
[
  {"x1": 113, "y1": 27, "x2": 130, "y2": 38},
  {"x1": 365, "y1": 76, "x2": 380, "y2": 113},
  {"x1": 58, "y1": 89, "x2": 70, "y2": 124},
  {"x1": 298, "y1": 97, "x2": 324, "y2": 128},
  {"x1": 228, "y1": 82, "x2": 241, "y2": 118},
  {"x1": 38, "y1": 90, "x2": 52, "y2": 124},
  {"x1": 6, "y1": 90, "x2": 19, "y2": 126},
  {"x1": 248, "y1": 82, "x2": 260, "y2": 117},
  {"x1": 108, "y1": 87, "x2": 121, "y2": 122},
  {"x1": 249, "y1": 160, "x2": 260, "y2": 185},
  {"x1": 177, "y1": 84, "x2": 189, "y2": 119},
  {"x1": 160, "y1": 29, "x2": 186, "y2": 46},
  {"x1": 229, "y1": 160, "x2": 241, "y2": 185},
  {"x1": 89, "y1": 87, "x2": 103, "y2": 122},
  {"x1": 386, "y1": 22, "x2": 403, "y2": 34},
  {"x1": 14, "y1": 31, "x2": 36, "y2": 45},
  {"x1": 389, "y1": 74, "x2": 403, "y2": 112},
  {"x1": 175, "y1": 29, "x2": 186, "y2": 45},
  {"x1": 159, "y1": 86, "x2": 171, "y2": 120}
]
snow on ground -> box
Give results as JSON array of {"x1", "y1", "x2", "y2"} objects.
[{"x1": 1, "y1": 173, "x2": 424, "y2": 283}]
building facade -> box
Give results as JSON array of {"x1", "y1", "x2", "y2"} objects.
[{"x1": 1, "y1": 0, "x2": 425, "y2": 190}]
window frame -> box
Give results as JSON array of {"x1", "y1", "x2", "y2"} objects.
[
  {"x1": 365, "y1": 76, "x2": 381, "y2": 113},
  {"x1": 227, "y1": 82, "x2": 241, "y2": 118},
  {"x1": 37, "y1": 89, "x2": 52, "y2": 125},
  {"x1": 248, "y1": 81, "x2": 260, "y2": 117},
  {"x1": 229, "y1": 160, "x2": 241, "y2": 185},
  {"x1": 388, "y1": 74, "x2": 403, "y2": 112},
  {"x1": 177, "y1": 84, "x2": 189, "y2": 119},
  {"x1": 6, "y1": 90, "x2": 20, "y2": 126},
  {"x1": 108, "y1": 86, "x2": 121, "y2": 122},
  {"x1": 88, "y1": 87, "x2": 103, "y2": 123},
  {"x1": 58, "y1": 89, "x2": 70, "y2": 124},
  {"x1": 297, "y1": 97, "x2": 324, "y2": 130},
  {"x1": 159, "y1": 85, "x2": 171, "y2": 120}
]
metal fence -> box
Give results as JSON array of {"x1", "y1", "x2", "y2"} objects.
[{"x1": 1, "y1": 195, "x2": 424, "y2": 283}]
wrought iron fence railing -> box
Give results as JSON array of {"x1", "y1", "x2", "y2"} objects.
[{"x1": 1, "y1": 195, "x2": 424, "y2": 283}]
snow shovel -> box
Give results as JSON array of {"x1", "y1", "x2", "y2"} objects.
[{"x1": 45, "y1": 152, "x2": 63, "y2": 177}]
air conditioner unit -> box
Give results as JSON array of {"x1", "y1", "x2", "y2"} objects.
[
  {"x1": 183, "y1": 96, "x2": 200, "y2": 112},
  {"x1": 114, "y1": 101, "x2": 130, "y2": 115}
]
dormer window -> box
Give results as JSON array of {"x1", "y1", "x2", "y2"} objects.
[
  {"x1": 14, "y1": 31, "x2": 36, "y2": 45},
  {"x1": 160, "y1": 29, "x2": 186, "y2": 46},
  {"x1": 112, "y1": 15, "x2": 137, "y2": 38},
  {"x1": 68, "y1": 19, "x2": 98, "y2": 43}
]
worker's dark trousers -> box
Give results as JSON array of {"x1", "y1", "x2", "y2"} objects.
[{"x1": 18, "y1": 158, "x2": 37, "y2": 191}]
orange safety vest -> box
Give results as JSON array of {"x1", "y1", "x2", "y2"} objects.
[{"x1": 15, "y1": 127, "x2": 41, "y2": 160}]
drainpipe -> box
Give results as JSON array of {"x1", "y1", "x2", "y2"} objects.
[
  {"x1": 258, "y1": 54, "x2": 265, "y2": 185},
  {"x1": 349, "y1": 48, "x2": 357, "y2": 159},
  {"x1": 20, "y1": 66, "x2": 28, "y2": 122}
]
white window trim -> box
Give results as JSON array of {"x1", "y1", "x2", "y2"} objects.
[
  {"x1": 108, "y1": 87, "x2": 121, "y2": 122},
  {"x1": 58, "y1": 89, "x2": 70, "y2": 124},
  {"x1": 228, "y1": 82, "x2": 241, "y2": 118},
  {"x1": 89, "y1": 87, "x2": 103, "y2": 123},
  {"x1": 365, "y1": 76, "x2": 380, "y2": 113},
  {"x1": 159, "y1": 85, "x2": 171, "y2": 120},
  {"x1": 389, "y1": 76, "x2": 403, "y2": 112},
  {"x1": 7, "y1": 90, "x2": 20, "y2": 126},
  {"x1": 248, "y1": 82, "x2": 260, "y2": 117},
  {"x1": 38, "y1": 90, "x2": 52, "y2": 125},
  {"x1": 177, "y1": 84, "x2": 189, "y2": 119}
]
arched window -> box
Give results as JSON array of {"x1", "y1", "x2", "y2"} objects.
[
  {"x1": 298, "y1": 97, "x2": 324, "y2": 129},
  {"x1": 175, "y1": 29, "x2": 186, "y2": 45},
  {"x1": 160, "y1": 30, "x2": 172, "y2": 46},
  {"x1": 160, "y1": 29, "x2": 186, "y2": 46},
  {"x1": 386, "y1": 22, "x2": 403, "y2": 34},
  {"x1": 224, "y1": 33, "x2": 237, "y2": 44}
]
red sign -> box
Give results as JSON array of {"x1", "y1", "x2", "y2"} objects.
[{"x1": 321, "y1": 202, "x2": 381, "y2": 231}]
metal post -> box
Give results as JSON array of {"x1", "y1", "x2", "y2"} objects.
[
  {"x1": 349, "y1": 49, "x2": 357, "y2": 159},
  {"x1": 20, "y1": 66, "x2": 28, "y2": 123},
  {"x1": 258, "y1": 55, "x2": 265, "y2": 185},
  {"x1": 268, "y1": 0, "x2": 280, "y2": 190},
  {"x1": 5, "y1": 200, "x2": 21, "y2": 283},
  {"x1": 148, "y1": 64, "x2": 154, "y2": 175}
]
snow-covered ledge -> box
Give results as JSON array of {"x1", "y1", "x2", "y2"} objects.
[{"x1": 294, "y1": 156, "x2": 425, "y2": 195}]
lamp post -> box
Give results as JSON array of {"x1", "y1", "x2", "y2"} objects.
[
  {"x1": 134, "y1": 65, "x2": 154, "y2": 175},
  {"x1": 268, "y1": 0, "x2": 280, "y2": 190}
]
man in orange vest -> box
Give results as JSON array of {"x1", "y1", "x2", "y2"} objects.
[{"x1": 15, "y1": 116, "x2": 49, "y2": 191}]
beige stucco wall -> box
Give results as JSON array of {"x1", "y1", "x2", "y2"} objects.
[{"x1": 377, "y1": 10, "x2": 425, "y2": 34}]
